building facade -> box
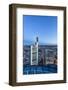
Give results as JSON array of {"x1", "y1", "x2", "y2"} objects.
[
  {"x1": 23, "y1": 37, "x2": 57, "y2": 66},
  {"x1": 31, "y1": 37, "x2": 39, "y2": 65}
]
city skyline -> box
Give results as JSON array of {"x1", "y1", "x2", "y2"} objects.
[{"x1": 23, "y1": 15, "x2": 57, "y2": 45}]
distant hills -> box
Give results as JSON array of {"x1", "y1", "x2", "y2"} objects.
[
  {"x1": 24, "y1": 40, "x2": 57, "y2": 46},
  {"x1": 24, "y1": 40, "x2": 33, "y2": 45}
]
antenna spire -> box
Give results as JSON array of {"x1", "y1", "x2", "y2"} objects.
[{"x1": 36, "y1": 37, "x2": 38, "y2": 42}]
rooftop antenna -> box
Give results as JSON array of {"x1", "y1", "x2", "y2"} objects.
[{"x1": 36, "y1": 37, "x2": 39, "y2": 42}]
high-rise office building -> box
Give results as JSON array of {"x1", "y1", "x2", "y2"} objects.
[
  {"x1": 23, "y1": 38, "x2": 57, "y2": 66},
  {"x1": 31, "y1": 37, "x2": 38, "y2": 65}
]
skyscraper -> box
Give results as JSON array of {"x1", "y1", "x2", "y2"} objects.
[{"x1": 31, "y1": 37, "x2": 39, "y2": 65}]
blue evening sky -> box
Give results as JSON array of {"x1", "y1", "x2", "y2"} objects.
[{"x1": 23, "y1": 15, "x2": 57, "y2": 45}]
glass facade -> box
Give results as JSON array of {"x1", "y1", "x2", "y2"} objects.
[
  {"x1": 31, "y1": 45, "x2": 38, "y2": 65},
  {"x1": 23, "y1": 45, "x2": 57, "y2": 75}
]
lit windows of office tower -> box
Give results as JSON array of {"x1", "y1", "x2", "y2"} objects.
[{"x1": 31, "y1": 37, "x2": 38, "y2": 65}]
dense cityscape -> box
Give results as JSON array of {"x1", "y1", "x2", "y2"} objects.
[{"x1": 23, "y1": 37, "x2": 57, "y2": 75}]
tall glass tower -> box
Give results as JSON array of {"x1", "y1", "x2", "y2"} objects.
[{"x1": 31, "y1": 37, "x2": 38, "y2": 65}]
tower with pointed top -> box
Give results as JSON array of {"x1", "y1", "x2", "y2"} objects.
[{"x1": 31, "y1": 37, "x2": 39, "y2": 65}]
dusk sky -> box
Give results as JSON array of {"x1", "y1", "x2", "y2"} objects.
[{"x1": 23, "y1": 15, "x2": 57, "y2": 45}]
